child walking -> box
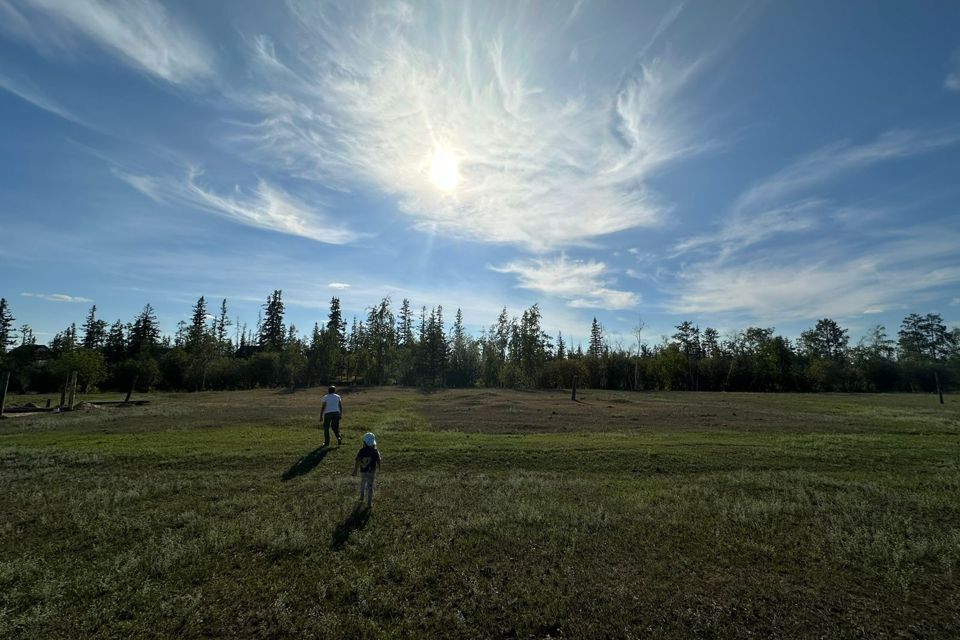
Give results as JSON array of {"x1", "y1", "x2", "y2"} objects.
[{"x1": 352, "y1": 432, "x2": 382, "y2": 508}]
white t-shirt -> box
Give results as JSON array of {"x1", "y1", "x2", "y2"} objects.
[{"x1": 322, "y1": 393, "x2": 342, "y2": 414}]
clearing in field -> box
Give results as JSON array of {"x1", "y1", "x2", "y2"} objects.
[{"x1": 2, "y1": 388, "x2": 959, "y2": 638}]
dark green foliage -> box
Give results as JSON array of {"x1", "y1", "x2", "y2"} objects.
[
  {"x1": 128, "y1": 304, "x2": 161, "y2": 356},
  {"x1": 114, "y1": 356, "x2": 160, "y2": 392},
  {"x1": 258, "y1": 290, "x2": 286, "y2": 352},
  {"x1": 213, "y1": 298, "x2": 231, "y2": 353},
  {"x1": 50, "y1": 323, "x2": 78, "y2": 356},
  {"x1": 81, "y1": 305, "x2": 107, "y2": 349},
  {"x1": 326, "y1": 297, "x2": 347, "y2": 379},
  {"x1": 0, "y1": 297, "x2": 14, "y2": 354},
  {"x1": 103, "y1": 320, "x2": 126, "y2": 364},
  {"x1": 447, "y1": 308, "x2": 480, "y2": 387},
  {"x1": 364, "y1": 297, "x2": 395, "y2": 385},
  {"x1": 51, "y1": 348, "x2": 106, "y2": 392},
  {"x1": 5, "y1": 292, "x2": 960, "y2": 395},
  {"x1": 246, "y1": 351, "x2": 280, "y2": 387},
  {"x1": 899, "y1": 313, "x2": 957, "y2": 362}
]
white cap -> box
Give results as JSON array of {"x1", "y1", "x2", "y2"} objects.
[{"x1": 363, "y1": 432, "x2": 376, "y2": 446}]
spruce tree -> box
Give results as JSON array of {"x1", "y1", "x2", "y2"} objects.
[
  {"x1": 448, "y1": 308, "x2": 479, "y2": 387},
  {"x1": 258, "y1": 290, "x2": 285, "y2": 351},
  {"x1": 19, "y1": 324, "x2": 35, "y2": 346},
  {"x1": 397, "y1": 298, "x2": 414, "y2": 348},
  {"x1": 588, "y1": 318, "x2": 605, "y2": 359},
  {"x1": 81, "y1": 305, "x2": 107, "y2": 349},
  {"x1": 187, "y1": 296, "x2": 208, "y2": 353},
  {"x1": 0, "y1": 298, "x2": 15, "y2": 354},
  {"x1": 129, "y1": 304, "x2": 161, "y2": 355},
  {"x1": 365, "y1": 297, "x2": 395, "y2": 385},
  {"x1": 325, "y1": 297, "x2": 347, "y2": 379},
  {"x1": 104, "y1": 320, "x2": 127, "y2": 363},
  {"x1": 214, "y1": 299, "x2": 231, "y2": 352},
  {"x1": 425, "y1": 306, "x2": 448, "y2": 385},
  {"x1": 51, "y1": 323, "x2": 78, "y2": 355}
]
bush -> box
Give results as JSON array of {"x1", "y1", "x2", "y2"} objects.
[
  {"x1": 246, "y1": 352, "x2": 280, "y2": 388},
  {"x1": 113, "y1": 357, "x2": 160, "y2": 392},
  {"x1": 51, "y1": 348, "x2": 107, "y2": 392}
]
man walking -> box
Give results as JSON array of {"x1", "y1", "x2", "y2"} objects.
[{"x1": 321, "y1": 385, "x2": 344, "y2": 447}]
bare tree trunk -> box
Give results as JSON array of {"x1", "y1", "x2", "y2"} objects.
[
  {"x1": 934, "y1": 370, "x2": 944, "y2": 405},
  {"x1": 124, "y1": 375, "x2": 139, "y2": 403}
]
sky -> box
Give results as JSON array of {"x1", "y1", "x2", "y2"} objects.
[{"x1": 1, "y1": 0, "x2": 959, "y2": 350}]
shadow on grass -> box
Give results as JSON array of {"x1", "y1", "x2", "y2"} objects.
[
  {"x1": 331, "y1": 504, "x2": 371, "y2": 550},
  {"x1": 281, "y1": 446, "x2": 330, "y2": 481}
]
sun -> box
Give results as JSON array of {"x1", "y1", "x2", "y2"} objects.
[{"x1": 429, "y1": 147, "x2": 461, "y2": 191}]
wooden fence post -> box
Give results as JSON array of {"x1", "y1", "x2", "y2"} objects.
[
  {"x1": 59, "y1": 379, "x2": 67, "y2": 409},
  {"x1": 0, "y1": 371, "x2": 10, "y2": 419},
  {"x1": 571, "y1": 375, "x2": 577, "y2": 401},
  {"x1": 934, "y1": 370, "x2": 944, "y2": 405}
]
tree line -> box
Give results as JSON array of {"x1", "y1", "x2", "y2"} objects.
[{"x1": 1, "y1": 294, "x2": 958, "y2": 395}]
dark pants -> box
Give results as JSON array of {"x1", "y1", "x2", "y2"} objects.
[{"x1": 323, "y1": 412, "x2": 341, "y2": 446}]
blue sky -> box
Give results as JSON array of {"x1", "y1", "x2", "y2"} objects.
[{"x1": 1, "y1": 0, "x2": 959, "y2": 349}]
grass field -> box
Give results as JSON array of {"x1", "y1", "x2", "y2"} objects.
[{"x1": 2, "y1": 388, "x2": 959, "y2": 638}]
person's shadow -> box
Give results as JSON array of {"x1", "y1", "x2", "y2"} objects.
[
  {"x1": 331, "y1": 503, "x2": 371, "y2": 550},
  {"x1": 281, "y1": 446, "x2": 330, "y2": 481}
]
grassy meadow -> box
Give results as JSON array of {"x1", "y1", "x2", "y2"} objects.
[{"x1": 1, "y1": 387, "x2": 959, "y2": 638}]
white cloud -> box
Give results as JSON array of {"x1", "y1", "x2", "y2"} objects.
[
  {"x1": 668, "y1": 226, "x2": 960, "y2": 321},
  {"x1": 7, "y1": 0, "x2": 213, "y2": 84},
  {"x1": 733, "y1": 130, "x2": 959, "y2": 214},
  {"x1": 231, "y1": 2, "x2": 709, "y2": 252},
  {"x1": 21, "y1": 292, "x2": 93, "y2": 303},
  {"x1": 664, "y1": 129, "x2": 960, "y2": 322},
  {"x1": 492, "y1": 255, "x2": 639, "y2": 310},
  {"x1": 116, "y1": 169, "x2": 358, "y2": 245},
  {"x1": 328, "y1": 283, "x2": 350, "y2": 290},
  {"x1": 951, "y1": 298, "x2": 960, "y2": 306},
  {"x1": 674, "y1": 130, "x2": 960, "y2": 263},
  {"x1": 0, "y1": 72, "x2": 87, "y2": 126},
  {"x1": 674, "y1": 199, "x2": 833, "y2": 258}
]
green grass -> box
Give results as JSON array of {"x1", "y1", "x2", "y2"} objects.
[{"x1": 2, "y1": 388, "x2": 959, "y2": 638}]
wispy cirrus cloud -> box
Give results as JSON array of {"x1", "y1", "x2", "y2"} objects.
[
  {"x1": 230, "y1": 1, "x2": 709, "y2": 252},
  {"x1": 328, "y1": 283, "x2": 350, "y2": 290},
  {"x1": 116, "y1": 169, "x2": 359, "y2": 245},
  {"x1": 3, "y1": 0, "x2": 213, "y2": 84},
  {"x1": 492, "y1": 255, "x2": 639, "y2": 310},
  {"x1": 669, "y1": 130, "x2": 960, "y2": 321},
  {"x1": 21, "y1": 292, "x2": 93, "y2": 303},
  {"x1": 670, "y1": 233, "x2": 960, "y2": 321},
  {"x1": 733, "y1": 130, "x2": 959, "y2": 214},
  {"x1": 0, "y1": 71, "x2": 87, "y2": 126}
]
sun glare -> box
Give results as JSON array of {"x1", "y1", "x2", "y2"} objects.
[{"x1": 429, "y1": 148, "x2": 461, "y2": 191}]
